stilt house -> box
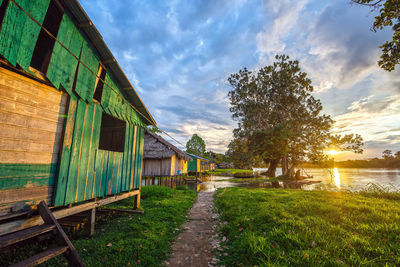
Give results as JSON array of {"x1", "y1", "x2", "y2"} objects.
[
  {"x1": 209, "y1": 162, "x2": 216, "y2": 171},
  {"x1": 187, "y1": 153, "x2": 210, "y2": 173},
  {"x1": 0, "y1": 0, "x2": 156, "y2": 233},
  {"x1": 143, "y1": 131, "x2": 192, "y2": 177}
]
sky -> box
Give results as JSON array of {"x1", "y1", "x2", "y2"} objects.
[{"x1": 80, "y1": 0, "x2": 400, "y2": 160}]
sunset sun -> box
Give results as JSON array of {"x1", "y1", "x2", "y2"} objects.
[{"x1": 326, "y1": 149, "x2": 340, "y2": 156}]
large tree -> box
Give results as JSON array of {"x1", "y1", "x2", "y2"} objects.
[
  {"x1": 228, "y1": 55, "x2": 363, "y2": 178},
  {"x1": 352, "y1": 0, "x2": 400, "y2": 71},
  {"x1": 226, "y1": 138, "x2": 262, "y2": 169},
  {"x1": 186, "y1": 134, "x2": 207, "y2": 158}
]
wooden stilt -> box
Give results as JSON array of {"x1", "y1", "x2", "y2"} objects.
[
  {"x1": 89, "y1": 208, "x2": 95, "y2": 236},
  {"x1": 134, "y1": 191, "x2": 141, "y2": 210}
]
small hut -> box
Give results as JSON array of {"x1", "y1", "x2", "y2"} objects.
[
  {"x1": 187, "y1": 153, "x2": 210, "y2": 173},
  {"x1": 143, "y1": 131, "x2": 192, "y2": 177},
  {"x1": 209, "y1": 162, "x2": 216, "y2": 171}
]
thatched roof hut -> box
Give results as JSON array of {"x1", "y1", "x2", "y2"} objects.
[{"x1": 143, "y1": 131, "x2": 192, "y2": 176}]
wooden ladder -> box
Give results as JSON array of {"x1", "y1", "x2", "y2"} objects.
[{"x1": 0, "y1": 201, "x2": 84, "y2": 267}]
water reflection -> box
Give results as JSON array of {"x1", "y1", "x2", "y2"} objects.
[
  {"x1": 333, "y1": 168, "x2": 341, "y2": 189},
  {"x1": 142, "y1": 168, "x2": 400, "y2": 193}
]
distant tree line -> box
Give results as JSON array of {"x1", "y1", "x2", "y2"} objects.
[
  {"x1": 335, "y1": 149, "x2": 400, "y2": 168},
  {"x1": 300, "y1": 149, "x2": 400, "y2": 168}
]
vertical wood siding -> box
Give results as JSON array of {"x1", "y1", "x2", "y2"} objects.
[{"x1": 54, "y1": 98, "x2": 144, "y2": 206}]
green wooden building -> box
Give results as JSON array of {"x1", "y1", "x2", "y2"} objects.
[
  {"x1": 0, "y1": 0, "x2": 156, "y2": 218},
  {"x1": 187, "y1": 153, "x2": 210, "y2": 173}
]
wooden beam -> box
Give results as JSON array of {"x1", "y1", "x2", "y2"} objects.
[
  {"x1": 0, "y1": 190, "x2": 139, "y2": 236},
  {"x1": 103, "y1": 58, "x2": 116, "y2": 65},
  {"x1": 78, "y1": 21, "x2": 93, "y2": 28}
]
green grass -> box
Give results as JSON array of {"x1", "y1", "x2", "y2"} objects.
[
  {"x1": 214, "y1": 187, "x2": 400, "y2": 266},
  {"x1": 1, "y1": 186, "x2": 196, "y2": 266},
  {"x1": 209, "y1": 168, "x2": 253, "y2": 176}
]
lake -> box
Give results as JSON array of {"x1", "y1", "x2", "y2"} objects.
[{"x1": 199, "y1": 168, "x2": 400, "y2": 192}]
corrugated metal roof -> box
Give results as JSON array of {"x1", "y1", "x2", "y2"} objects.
[
  {"x1": 186, "y1": 153, "x2": 210, "y2": 161},
  {"x1": 60, "y1": 0, "x2": 156, "y2": 126}
]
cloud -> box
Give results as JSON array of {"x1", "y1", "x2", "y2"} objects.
[
  {"x1": 256, "y1": 0, "x2": 309, "y2": 64},
  {"x1": 79, "y1": 0, "x2": 400, "y2": 157},
  {"x1": 332, "y1": 95, "x2": 400, "y2": 156}
]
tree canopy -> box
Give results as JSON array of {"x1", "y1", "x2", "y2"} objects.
[
  {"x1": 185, "y1": 134, "x2": 207, "y2": 158},
  {"x1": 352, "y1": 0, "x2": 400, "y2": 71},
  {"x1": 228, "y1": 55, "x2": 363, "y2": 178}
]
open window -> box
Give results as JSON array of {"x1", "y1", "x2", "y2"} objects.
[
  {"x1": 0, "y1": 0, "x2": 10, "y2": 30},
  {"x1": 98, "y1": 113, "x2": 126, "y2": 152},
  {"x1": 93, "y1": 63, "x2": 106, "y2": 102},
  {"x1": 30, "y1": 0, "x2": 64, "y2": 74}
]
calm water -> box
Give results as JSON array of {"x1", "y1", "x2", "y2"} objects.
[{"x1": 199, "y1": 168, "x2": 400, "y2": 192}]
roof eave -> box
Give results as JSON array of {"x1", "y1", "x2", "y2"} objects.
[{"x1": 60, "y1": 0, "x2": 156, "y2": 126}]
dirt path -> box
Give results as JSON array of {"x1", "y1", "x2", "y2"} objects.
[{"x1": 165, "y1": 191, "x2": 220, "y2": 267}]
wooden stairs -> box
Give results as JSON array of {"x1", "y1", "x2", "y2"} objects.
[{"x1": 0, "y1": 201, "x2": 84, "y2": 267}]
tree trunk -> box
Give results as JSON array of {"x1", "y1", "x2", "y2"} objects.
[
  {"x1": 281, "y1": 157, "x2": 288, "y2": 176},
  {"x1": 288, "y1": 166, "x2": 296, "y2": 180},
  {"x1": 266, "y1": 159, "x2": 279, "y2": 177}
]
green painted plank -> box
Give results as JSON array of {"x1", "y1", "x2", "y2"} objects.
[
  {"x1": 105, "y1": 151, "x2": 114, "y2": 196},
  {"x1": 64, "y1": 100, "x2": 87, "y2": 204},
  {"x1": 46, "y1": 13, "x2": 76, "y2": 92},
  {"x1": 16, "y1": 0, "x2": 50, "y2": 70},
  {"x1": 100, "y1": 151, "x2": 109, "y2": 197},
  {"x1": 0, "y1": 0, "x2": 31, "y2": 65},
  {"x1": 75, "y1": 102, "x2": 94, "y2": 202},
  {"x1": 121, "y1": 123, "x2": 131, "y2": 192},
  {"x1": 133, "y1": 127, "x2": 143, "y2": 189},
  {"x1": 136, "y1": 127, "x2": 145, "y2": 188},
  {"x1": 0, "y1": 163, "x2": 57, "y2": 190},
  {"x1": 75, "y1": 40, "x2": 98, "y2": 101},
  {"x1": 93, "y1": 149, "x2": 104, "y2": 198},
  {"x1": 85, "y1": 104, "x2": 102, "y2": 200},
  {"x1": 0, "y1": 177, "x2": 55, "y2": 190},
  {"x1": 133, "y1": 128, "x2": 139, "y2": 189},
  {"x1": 0, "y1": 163, "x2": 57, "y2": 177},
  {"x1": 127, "y1": 124, "x2": 135, "y2": 191},
  {"x1": 129, "y1": 125, "x2": 139, "y2": 190},
  {"x1": 54, "y1": 95, "x2": 78, "y2": 206},
  {"x1": 112, "y1": 153, "x2": 121, "y2": 194}
]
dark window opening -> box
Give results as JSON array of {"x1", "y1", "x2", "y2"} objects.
[
  {"x1": 98, "y1": 113, "x2": 126, "y2": 152},
  {"x1": 0, "y1": 0, "x2": 10, "y2": 30},
  {"x1": 93, "y1": 64, "x2": 106, "y2": 102},
  {"x1": 30, "y1": 0, "x2": 64, "y2": 74}
]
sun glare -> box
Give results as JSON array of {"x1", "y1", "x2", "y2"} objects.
[{"x1": 326, "y1": 149, "x2": 339, "y2": 156}]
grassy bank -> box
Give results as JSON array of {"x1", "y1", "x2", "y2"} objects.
[
  {"x1": 215, "y1": 187, "x2": 400, "y2": 266},
  {"x1": 2, "y1": 186, "x2": 196, "y2": 266},
  {"x1": 209, "y1": 168, "x2": 253, "y2": 176}
]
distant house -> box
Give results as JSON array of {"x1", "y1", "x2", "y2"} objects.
[
  {"x1": 209, "y1": 162, "x2": 216, "y2": 171},
  {"x1": 187, "y1": 153, "x2": 210, "y2": 173},
  {"x1": 143, "y1": 131, "x2": 192, "y2": 177}
]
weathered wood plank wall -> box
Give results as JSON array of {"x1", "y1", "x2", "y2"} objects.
[{"x1": 0, "y1": 67, "x2": 66, "y2": 215}]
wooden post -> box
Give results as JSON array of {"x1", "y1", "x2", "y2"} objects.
[
  {"x1": 134, "y1": 191, "x2": 141, "y2": 209},
  {"x1": 89, "y1": 208, "x2": 95, "y2": 236}
]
